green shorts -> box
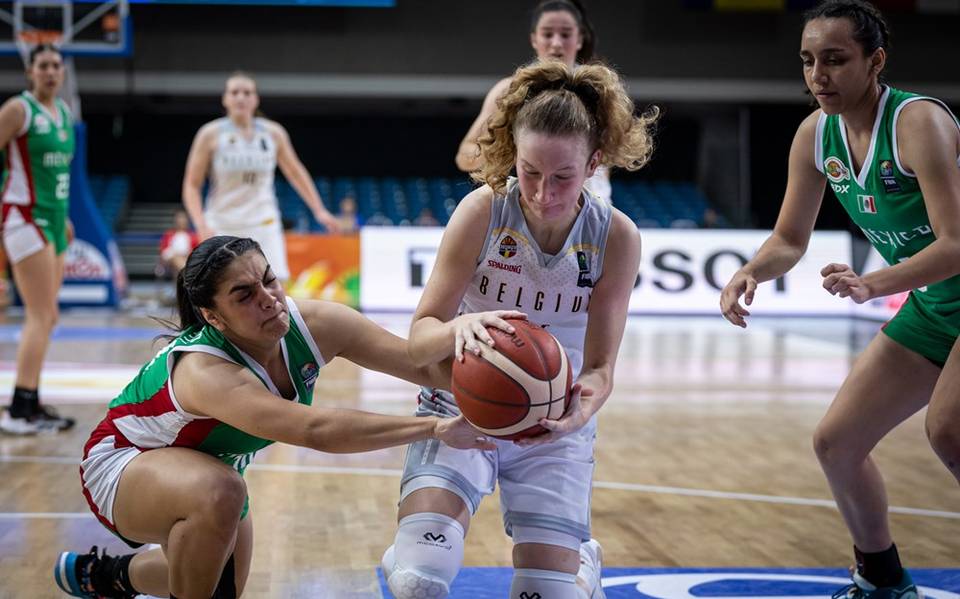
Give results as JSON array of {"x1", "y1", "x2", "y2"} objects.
[
  {"x1": 882, "y1": 292, "x2": 960, "y2": 368},
  {"x1": 34, "y1": 210, "x2": 69, "y2": 255}
]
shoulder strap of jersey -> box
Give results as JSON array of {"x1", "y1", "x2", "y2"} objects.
[{"x1": 890, "y1": 89, "x2": 960, "y2": 177}]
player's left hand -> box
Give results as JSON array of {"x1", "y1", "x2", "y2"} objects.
[
  {"x1": 821, "y1": 263, "x2": 874, "y2": 304},
  {"x1": 514, "y1": 383, "x2": 591, "y2": 446},
  {"x1": 314, "y1": 209, "x2": 342, "y2": 234}
]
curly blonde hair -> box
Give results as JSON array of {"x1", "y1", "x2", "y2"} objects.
[{"x1": 474, "y1": 61, "x2": 659, "y2": 195}]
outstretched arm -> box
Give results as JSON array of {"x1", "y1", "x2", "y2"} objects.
[{"x1": 172, "y1": 351, "x2": 493, "y2": 452}]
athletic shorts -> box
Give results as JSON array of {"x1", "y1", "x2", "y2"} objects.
[
  {"x1": 882, "y1": 291, "x2": 960, "y2": 368},
  {"x1": 1, "y1": 204, "x2": 67, "y2": 264},
  {"x1": 80, "y1": 424, "x2": 145, "y2": 548},
  {"x1": 400, "y1": 388, "x2": 596, "y2": 550},
  {"x1": 80, "y1": 421, "x2": 251, "y2": 549},
  {"x1": 208, "y1": 216, "x2": 289, "y2": 281}
]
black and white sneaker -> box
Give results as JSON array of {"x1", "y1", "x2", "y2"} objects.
[
  {"x1": 0, "y1": 407, "x2": 58, "y2": 435},
  {"x1": 30, "y1": 404, "x2": 75, "y2": 432}
]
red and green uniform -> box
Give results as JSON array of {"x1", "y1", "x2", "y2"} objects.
[
  {"x1": 79, "y1": 298, "x2": 324, "y2": 542},
  {"x1": 815, "y1": 85, "x2": 960, "y2": 365},
  {"x1": 1, "y1": 91, "x2": 74, "y2": 261}
]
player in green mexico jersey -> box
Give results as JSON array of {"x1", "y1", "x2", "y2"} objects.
[
  {"x1": 0, "y1": 44, "x2": 76, "y2": 435},
  {"x1": 52, "y1": 236, "x2": 493, "y2": 599},
  {"x1": 720, "y1": 1, "x2": 960, "y2": 598}
]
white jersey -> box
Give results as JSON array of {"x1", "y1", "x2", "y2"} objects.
[
  {"x1": 460, "y1": 178, "x2": 613, "y2": 378},
  {"x1": 204, "y1": 117, "x2": 279, "y2": 230}
]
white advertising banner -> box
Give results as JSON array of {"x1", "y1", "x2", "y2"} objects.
[{"x1": 361, "y1": 228, "x2": 858, "y2": 315}]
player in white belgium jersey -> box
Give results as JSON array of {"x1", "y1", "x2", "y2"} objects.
[
  {"x1": 455, "y1": 0, "x2": 612, "y2": 203},
  {"x1": 182, "y1": 72, "x2": 339, "y2": 281},
  {"x1": 381, "y1": 61, "x2": 658, "y2": 599}
]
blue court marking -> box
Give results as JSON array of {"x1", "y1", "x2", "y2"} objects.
[
  {"x1": 378, "y1": 567, "x2": 960, "y2": 598},
  {"x1": 0, "y1": 325, "x2": 165, "y2": 342}
]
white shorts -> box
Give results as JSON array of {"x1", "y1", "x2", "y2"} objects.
[
  {"x1": 80, "y1": 432, "x2": 143, "y2": 544},
  {"x1": 209, "y1": 217, "x2": 289, "y2": 281},
  {"x1": 2, "y1": 205, "x2": 47, "y2": 264},
  {"x1": 400, "y1": 388, "x2": 596, "y2": 549}
]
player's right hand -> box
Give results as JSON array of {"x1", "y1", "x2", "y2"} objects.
[
  {"x1": 452, "y1": 310, "x2": 527, "y2": 362},
  {"x1": 434, "y1": 415, "x2": 497, "y2": 450},
  {"x1": 720, "y1": 270, "x2": 757, "y2": 328},
  {"x1": 198, "y1": 224, "x2": 215, "y2": 242}
]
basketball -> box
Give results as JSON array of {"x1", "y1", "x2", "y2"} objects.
[{"x1": 451, "y1": 318, "x2": 572, "y2": 440}]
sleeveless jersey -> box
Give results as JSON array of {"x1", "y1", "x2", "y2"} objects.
[
  {"x1": 460, "y1": 178, "x2": 613, "y2": 378},
  {"x1": 84, "y1": 297, "x2": 324, "y2": 475},
  {"x1": 1, "y1": 91, "x2": 74, "y2": 216},
  {"x1": 204, "y1": 117, "x2": 279, "y2": 230},
  {"x1": 815, "y1": 85, "x2": 960, "y2": 313}
]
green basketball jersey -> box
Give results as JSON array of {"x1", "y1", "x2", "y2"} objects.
[
  {"x1": 0, "y1": 92, "x2": 74, "y2": 215},
  {"x1": 87, "y1": 298, "x2": 325, "y2": 475},
  {"x1": 816, "y1": 85, "x2": 960, "y2": 313}
]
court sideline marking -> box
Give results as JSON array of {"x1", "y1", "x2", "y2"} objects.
[{"x1": 1, "y1": 455, "x2": 957, "y2": 520}]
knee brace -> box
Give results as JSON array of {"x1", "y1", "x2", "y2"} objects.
[
  {"x1": 511, "y1": 568, "x2": 582, "y2": 599},
  {"x1": 381, "y1": 513, "x2": 464, "y2": 599}
]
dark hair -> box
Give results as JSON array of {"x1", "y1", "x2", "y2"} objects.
[
  {"x1": 174, "y1": 236, "x2": 265, "y2": 332},
  {"x1": 531, "y1": 0, "x2": 596, "y2": 63},
  {"x1": 27, "y1": 43, "x2": 62, "y2": 66},
  {"x1": 803, "y1": 0, "x2": 890, "y2": 56}
]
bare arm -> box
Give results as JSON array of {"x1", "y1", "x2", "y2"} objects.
[
  {"x1": 407, "y1": 186, "x2": 525, "y2": 366},
  {"x1": 825, "y1": 101, "x2": 960, "y2": 301},
  {"x1": 272, "y1": 122, "x2": 340, "y2": 233},
  {"x1": 720, "y1": 111, "x2": 826, "y2": 327},
  {"x1": 575, "y1": 211, "x2": 641, "y2": 415},
  {"x1": 521, "y1": 211, "x2": 641, "y2": 444},
  {"x1": 172, "y1": 352, "x2": 491, "y2": 453},
  {"x1": 455, "y1": 78, "x2": 511, "y2": 173},
  {"x1": 299, "y1": 299, "x2": 453, "y2": 390},
  {"x1": 182, "y1": 123, "x2": 217, "y2": 240},
  {"x1": 0, "y1": 97, "x2": 26, "y2": 150}
]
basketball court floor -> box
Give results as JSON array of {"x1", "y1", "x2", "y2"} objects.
[{"x1": 1, "y1": 302, "x2": 958, "y2": 598}]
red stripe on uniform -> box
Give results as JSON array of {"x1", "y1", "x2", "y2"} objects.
[
  {"x1": 16, "y1": 136, "x2": 36, "y2": 209},
  {"x1": 105, "y1": 383, "x2": 177, "y2": 422},
  {"x1": 172, "y1": 418, "x2": 220, "y2": 448},
  {"x1": 80, "y1": 464, "x2": 122, "y2": 535}
]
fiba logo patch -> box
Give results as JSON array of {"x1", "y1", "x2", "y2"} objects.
[
  {"x1": 879, "y1": 159, "x2": 895, "y2": 178},
  {"x1": 299, "y1": 362, "x2": 319, "y2": 389},
  {"x1": 824, "y1": 156, "x2": 850, "y2": 183},
  {"x1": 499, "y1": 235, "x2": 518, "y2": 259}
]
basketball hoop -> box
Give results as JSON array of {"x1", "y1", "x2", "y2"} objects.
[{"x1": 17, "y1": 28, "x2": 61, "y2": 45}]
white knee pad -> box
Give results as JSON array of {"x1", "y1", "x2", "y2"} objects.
[
  {"x1": 381, "y1": 513, "x2": 465, "y2": 599},
  {"x1": 510, "y1": 568, "x2": 582, "y2": 599}
]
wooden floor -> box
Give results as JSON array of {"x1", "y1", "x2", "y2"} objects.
[{"x1": 0, "y1": 308, "x2": 957, "y2": 598}]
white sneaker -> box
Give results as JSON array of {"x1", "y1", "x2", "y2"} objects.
[{"x1": 578, "y1": 538, "x2": 605, "y2": 598}]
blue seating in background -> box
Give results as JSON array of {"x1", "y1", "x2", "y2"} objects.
[
  {"x1": 87, "y1": 174, "x2": 726, "y2": 233},
  {"x1": 87, "y1": 174, "x2": 130, "y2": 232}
]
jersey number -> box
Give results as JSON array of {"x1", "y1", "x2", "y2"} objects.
[
  {"x1": 242, "y1": 172, "x2": 257, "y2": 185},
  {"x1": 55, "y1": 173, "x2": 70, "y2": 200}
]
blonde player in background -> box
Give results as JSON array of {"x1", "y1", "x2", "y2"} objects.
[
  {"x1": 182, "y1": 71, "x2": 339, "y2": 281},
  {"x1": 455, "y1": 0, "x2": 612, "y2": 203},
  {"x1": 382, "y1": 60, "x2": 657, "y2": 599}
]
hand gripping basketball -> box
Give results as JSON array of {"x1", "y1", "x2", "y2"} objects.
[
  {"x1": 452, "y1": 318, "x2": 572, "y2": 440},
  {"x1": 452, "y1": 310, "x2": 527, "y2": 362}
]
